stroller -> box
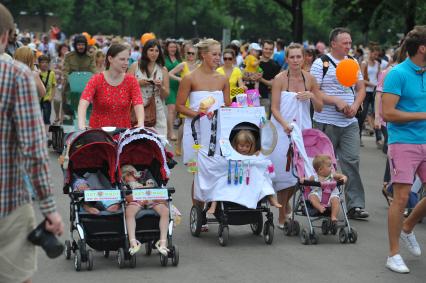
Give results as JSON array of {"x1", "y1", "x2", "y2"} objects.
[
  {"x1": 50, "y1": 71, "x2": 93, "y2": 153},
  {"x1": 117, "y1": 127, "x2": 179, "y2": 267},
  {"x1": 189, "y1": 111, "x2": 274, "y2": 246},
  {"x1": 62, "y1": 129, "x2": 124, "y2": 271},
  {"x1": 283, "y1": 126, "x2": 358, "y2": 245}
]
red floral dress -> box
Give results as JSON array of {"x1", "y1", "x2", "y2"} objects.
[{"x1": 81, "y1": 73, "x2": 143, "y2": 128}]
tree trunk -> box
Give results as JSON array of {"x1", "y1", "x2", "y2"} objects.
[
  {"x1": 292, "y1": 0, "x2": 303, "y2": 43},
  {"x1": 405, "y1": 0, "x2": 416, "y2": 34}
]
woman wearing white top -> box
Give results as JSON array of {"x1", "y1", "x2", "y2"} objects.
[
  {"x1": 269, "y1": 43, "x2": 323, "y2": 229},
  {"x1": 128, "y1": 39, "x2": 169, "y2": 137},
  {"x1": 176, "y1": 38, "x2": 230, "y2": 210}
]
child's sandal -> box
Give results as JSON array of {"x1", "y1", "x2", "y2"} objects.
[
  {"x1": 155, "y1": 240, "x2": 169, "y2": 256},
  {"x1": 129, "y1": 239, "x2": 141, "y2": 255}
]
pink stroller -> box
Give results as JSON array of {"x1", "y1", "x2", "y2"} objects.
[{"x1": 283, "y1": 128, "x2": 358, "y2": 245}]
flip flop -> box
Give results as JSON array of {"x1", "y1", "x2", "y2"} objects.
[
  {"x1": 155, "y1": 240, "x2": 169, "y2": 256},
  {"x1": 129, "y1": 239, "x2": 141, "y2": 255}
]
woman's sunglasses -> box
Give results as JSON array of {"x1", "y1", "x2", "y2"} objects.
[
  {"x1": 223, "y1": 57, "x2": 233, "y2": 61},
  {"x1": 187, "y1": 52, "x2": 195, "y2": 55}
]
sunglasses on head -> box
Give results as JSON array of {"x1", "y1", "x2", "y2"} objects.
[{"x1": 187, "y1": 52, "x2": 195, "y2": 55}]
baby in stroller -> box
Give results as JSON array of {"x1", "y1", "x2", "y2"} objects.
[
  {"x1": 302, "y1": 155, "x2": 347, "y2": 226},
  {"x1": 207, "y1": 129, "x2": 282, "y2": 214},
  {"x1": 72, "y1": 176, "x2": 120, "y2": 214},
  {"x1": 121, "y1": 165, "x2": 170, "y2": 256}
]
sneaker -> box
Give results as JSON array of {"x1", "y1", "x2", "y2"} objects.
[
  {"x1": 386, "y1": 254, "x2": 410, "y2": 273},
  {"x1": 347, "y1": 207, "x2": 369, "y2": 219},
  {"x1": 400, "y1": 231, "x2": 421, "y2": 256}
]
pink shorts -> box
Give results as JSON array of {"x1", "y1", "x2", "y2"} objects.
[{"x1": 388, "y1": 143, "x2": 426, "y2": 184}]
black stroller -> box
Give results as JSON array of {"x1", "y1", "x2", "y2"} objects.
[{"x1": 189, "y1": 115, "x2": 274, "y2": 246}]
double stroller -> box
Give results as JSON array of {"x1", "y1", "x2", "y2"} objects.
[
  {"x1": 62, "y1": 128, "x2": 178, "y2": 271},
  {"x1": 189, "y1": 109, "x2": 275, "y2": 246},
  {"x1": 283, "y1": 126, "x2": 358, "y2": 245}
]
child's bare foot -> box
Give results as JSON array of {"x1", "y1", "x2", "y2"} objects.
[
  {"x1": 107, "y1": 204, "x2": 120, "y2": 212},
  {"x1": 269, "y1": 197, "x2": 282, "y2": 208},
  {"x1": 318, "y1": 206, "x2": 326, "y2": 214},
  {"x1": 84, "y1": 206, "x2": 100, "y2": 215}
]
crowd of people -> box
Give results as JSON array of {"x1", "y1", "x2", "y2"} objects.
[{"x1": 1, "y1": 3, "x2": 426, "y2": 282}]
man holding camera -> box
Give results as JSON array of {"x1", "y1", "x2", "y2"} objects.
[{"x1": 0, "y1": 4, "x2": 64, "y2": 283}]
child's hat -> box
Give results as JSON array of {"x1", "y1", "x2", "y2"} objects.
[{"x1": 248, "y1": 43, "x2": 261, "y2": 51}]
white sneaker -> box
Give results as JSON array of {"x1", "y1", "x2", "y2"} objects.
[
  {"x1": 400, "y1": 231, "x2": 422, "y2": 256},
  {"x1": 386, "y1": 254, "x2": 410, "y2": 273}
]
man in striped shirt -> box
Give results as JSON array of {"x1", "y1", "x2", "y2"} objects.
[
  {"x1": 310, "y1": 27, "x2": 368, "y2": 219},
  {"x1": 0, "y1": 4, "x2": 63, "y2": 283}
]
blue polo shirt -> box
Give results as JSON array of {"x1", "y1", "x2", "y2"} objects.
[{"x1": 383, "y1": 58, "x2": 426, "y2": 144}]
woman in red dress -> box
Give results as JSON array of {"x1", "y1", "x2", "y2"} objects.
[{"x1": 77, "y1": 44, "x2": 144, "y2": 129}]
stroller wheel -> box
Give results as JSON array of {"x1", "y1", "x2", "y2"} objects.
[
  {"x1": 145, "y1": 241, "x2": 153, "y2": 256},
  {"x1": 117, "y1": 248, "x2": 125, "y2": 269},
  {"x1": 218, "y1": 225, "x2": 229, "y2": 247},
  {"x1": 300, "y1": 228, "x2": 310, "y2": 245},
  {"x1": 129, "y1": 254, "x2": 137, "y2": 268},
  {"x1": 64, "y1": 240, "x2": 72, "y2": 260},
  {"x1": 103, "y1": 251, "x2": 110, "y2": 258},
  {"x1": 263, "y1": 222, "x2": 274, "y2": 245},
  {"x1": 190, "y1": 206, "x2": 203, "y2": 237},
  {"x1": 87, "y1": 250, "x2": 94, "y2": 271},
  {"x1": 160, "y1": 253, "x2": 168, "y2": 267},
  {"x1": 338, "y1": 228, "x2": 348, "y2": 244},
  {"x1": 321, "y1": 219, "x2": 330, "y2": 235},
  {"x1": 171, "y1": 245, "x2": 179, "y2": 266},
  {"x1": 74, "y1": 250, "x2": 82, "y2": 272},
  {"x1": 292, "y1": 220, "x2": 300, "y2": 236},
  {"x1": 310, "y1": 232, "x2": 319, "y2": 245},
  {"x1": 283, "y1": 220, "x2": 292, "y2": 236},
  {"x1": 250, "y1": 213, "x2": 263, "y2": 235},
  {"x1": 348, "y1": 228, "x2": 358, "y2": 244}
]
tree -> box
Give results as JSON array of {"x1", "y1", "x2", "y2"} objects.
[{"x1": 273, "y1": 0, "x2": 304, "y2": 43}]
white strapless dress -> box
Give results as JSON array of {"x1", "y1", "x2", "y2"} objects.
[
  {"x1": 182, "y1": 90, "x2": 225, "y2": 164},
  {"x1": 269, "y1": 91, "x2": 312, "y2": 191}
]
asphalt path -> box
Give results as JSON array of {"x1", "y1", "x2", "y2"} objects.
[{"x1": 33, "y1": 136, "x2": 426, "y2": 283}]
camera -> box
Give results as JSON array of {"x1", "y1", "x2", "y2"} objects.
[{"x1": 27, "y1": 220, "x2": 64, "y2": 259}]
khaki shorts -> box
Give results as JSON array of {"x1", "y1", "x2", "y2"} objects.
[{"x1": 0, "y1": 204, "x2": 36, "y2": 283}]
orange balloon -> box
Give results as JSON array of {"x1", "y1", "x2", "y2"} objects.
[
  {"x1": 82, "y1": 32, "x2": 91, "y2": 41},
  {"x1": 140, "y1": 32, "x2": 156, "y2": 46},
  {"x1": 335, "y1": 59, "x2": 359, "y2": 87},
  {"x1": 88, "y1": 38, "x2": 97, "y2": 46}
]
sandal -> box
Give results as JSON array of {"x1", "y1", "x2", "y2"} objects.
[
  {"x1": 382, "y1": 183, "x2": 392, "y2": 206},
  {"x1": 201, "y1": 224, "x2": 209, "y2": 232},
  {"x1": 129, "y1": 239, "x2": 141, "y2": 255},
  {"x1": 155, "y1": 240, "x2": 169, "y2": 256}
]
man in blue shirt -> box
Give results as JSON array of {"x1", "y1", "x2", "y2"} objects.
[{"x1": 382, "y1": 25, "x2": 426, "y2": 274}]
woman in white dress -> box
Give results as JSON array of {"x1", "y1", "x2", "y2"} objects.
[
  {"x1": 128, "y1": 39, "x2": 169, "y2": 137},
  {"x1": 269, "y1": 43, "x2": 323, "y2": 229},
  {"x1": 176, "y1": 38, "x2": 231, "y2": 211}
]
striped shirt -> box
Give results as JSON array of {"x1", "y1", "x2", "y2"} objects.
[
  {"x1": 0, "y1": 58, "x2": 56, "y2": 218},
  {"x1": 311, "y1": 53, "x2": 363, "y2": 127}
]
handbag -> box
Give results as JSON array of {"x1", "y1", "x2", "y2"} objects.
[{"x1": 144, "y1": 93, "x2": 156, "y2": 127}]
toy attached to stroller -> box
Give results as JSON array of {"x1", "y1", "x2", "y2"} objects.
[
  {"x1": 189, "y1": 107, "x2": 278, "y2": 246},
  {"x1": 283, "y1": 125, "x2": 358, "y2": 245}
]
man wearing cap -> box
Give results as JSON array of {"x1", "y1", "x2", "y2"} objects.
[
  {"x1": 61, "y1": 34, "x2": 95, "y2": 120},
  {"x1": 258, "y1": 39, "x2": 281, "y2": 117}
]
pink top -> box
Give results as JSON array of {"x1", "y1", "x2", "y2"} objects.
[
  {"x1": 375, "y1": 67, "x2": 393, "y2": 126},
  {"x1": 81, "y1": 73, "x2": 143, "y2": 129}
]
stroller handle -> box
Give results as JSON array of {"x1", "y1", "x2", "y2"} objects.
[
  {"x1": 299, "y1": 179, "x2": 344, "y2": 187},
  {"x1": 191, "y1": 114, "x2": 201, "y2": 145}
]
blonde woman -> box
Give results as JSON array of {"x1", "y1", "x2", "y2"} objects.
[{"x1": 14, "y1": 46, "x2": 46, "y2": 97}]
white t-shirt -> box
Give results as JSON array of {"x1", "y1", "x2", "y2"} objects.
[{"x1": 310, "y1": 53, "x2": 363, "y2": 127}]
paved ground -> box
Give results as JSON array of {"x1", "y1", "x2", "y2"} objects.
[{"x1": 33, "y1": 136, "x2": 426, "y2": 283}]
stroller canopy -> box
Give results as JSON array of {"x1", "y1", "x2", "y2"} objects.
[
  {"x1": 64, "y1": 129, "x2": 117, "y2": 185},
  {"x1": 117, "y1": 128, "x2": 170, "y2": 185}
]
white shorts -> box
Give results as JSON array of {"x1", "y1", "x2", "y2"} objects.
[{"x1": 309, "y1": 187, "x2": 339, "y2": 205}]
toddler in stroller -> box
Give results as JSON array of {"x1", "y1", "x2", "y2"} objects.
[
  {"x1": 302, "y1": 154, "x2": 347, "y2": 229},
  {"x1": 121, "y1": 165, "x2": 170, "y2": 256},
  {"x1": 207, "y1": 129, "x2": 281, "y2": 214}
]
